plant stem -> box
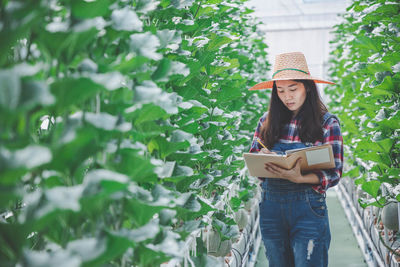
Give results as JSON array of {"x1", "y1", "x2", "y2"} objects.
[{"x1": 194, "y1": 1, "x2": 202, "y2": 19}]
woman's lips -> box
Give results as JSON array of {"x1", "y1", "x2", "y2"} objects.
[{"x1": 286, "y1": 102, "x2": 295, "y2": 108}]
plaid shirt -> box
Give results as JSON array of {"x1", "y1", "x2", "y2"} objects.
[{"x1": 249, "y1": 112, "x2": 343, "y2": 194}]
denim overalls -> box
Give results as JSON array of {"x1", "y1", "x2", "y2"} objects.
[{"x1": 258, "y1": 113, "x2": 336, "y2": 267}]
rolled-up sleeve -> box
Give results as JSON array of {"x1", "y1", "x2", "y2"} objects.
[
  {"x1": 312, "y1": 117, "x2": 344, "y2": 194},
  {"x1": 249, "y1": 113, "x2": 268, "y2": 153}
]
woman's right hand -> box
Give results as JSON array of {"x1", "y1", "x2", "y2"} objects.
[
  {"x1": 259, "y1": 148, "x2": 276, "y2": 154},
  {"x1": 257, "y1": 148, "x2": 276, "y2": 182}
]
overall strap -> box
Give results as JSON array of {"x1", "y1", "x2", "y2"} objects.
[{"x1": 322, "y1": 112, "x2": 340, "y2": 127}]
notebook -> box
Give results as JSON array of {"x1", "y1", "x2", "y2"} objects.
[{"x1": 243, "y1": 144, "x2": 335, "y2": 178}]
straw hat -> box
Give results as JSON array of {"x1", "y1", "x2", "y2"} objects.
[{"x1": 249, "y1": 52, "x2": 335, "y2": 90}]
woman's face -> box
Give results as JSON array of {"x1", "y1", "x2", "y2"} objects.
[{"x1": 275, "y1": 80, "x2": 307, "y2": 115}]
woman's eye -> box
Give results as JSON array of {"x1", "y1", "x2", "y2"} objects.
[{"x1": 290, "y1": 88, "x2": 297, "y2": 92}]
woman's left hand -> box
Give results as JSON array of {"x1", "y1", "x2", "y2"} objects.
[{"x1": 264, "y1": 158, "x2": 303, "y2": 183}]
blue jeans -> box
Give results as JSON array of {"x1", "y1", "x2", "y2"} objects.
[{"x1": 259, "y1": 142, "x2": 331, "y2": 267}]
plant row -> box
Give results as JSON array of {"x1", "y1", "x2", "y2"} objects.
[
  {"x1": 327, "y1": 0, "x2": 400, "y2": 207},
  {"x1": 0, "y1": 0, "x2": 270, "y2": 266}
]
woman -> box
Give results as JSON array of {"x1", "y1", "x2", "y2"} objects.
[{"x1": 249, "y1": 52, "x2": 343, "y2": 267}]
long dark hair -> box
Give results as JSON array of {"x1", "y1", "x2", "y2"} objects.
[{"x1": 260, "y1": 79, "x2": 328, "y2": 149}]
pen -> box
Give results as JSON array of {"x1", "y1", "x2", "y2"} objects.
[{"x1": 256, "y1": 137, "x2": 268, "y2": 150}]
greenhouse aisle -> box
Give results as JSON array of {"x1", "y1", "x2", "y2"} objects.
[{"x1": 255, "y1": 189, "x2": 367, "y2": 267}]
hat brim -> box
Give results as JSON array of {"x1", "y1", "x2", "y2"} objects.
[{"x1": 249, "y1": 77, "x2": 335, "y2": 90}]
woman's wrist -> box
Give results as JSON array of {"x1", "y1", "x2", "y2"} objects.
[{"x1": 294, "y1": 173, "x2": 320, "y2": 184}]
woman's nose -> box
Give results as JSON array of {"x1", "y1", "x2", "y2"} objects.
[{"x1": 284, "y1": 93, "x2": 292, "y2": 100}]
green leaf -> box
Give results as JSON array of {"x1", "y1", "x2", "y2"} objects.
[
  {"x1": 0, "y1": 145, "x2": 52, "y2": 174},
  {"x1": 175, "y1": 220, "x2": 201, "y2": 235},
  {"x1": 134, "y1": 81, "x2": 178, "y2": 114},
  {"x1": 171, "y1": 130, "x2": 193, "y2": 143},
  {"x1": 0, "y1": 185, "x2": 19, "y2": 208},
  {"x1": 132, "y1": 104, "x2": 168, "y2": 125},
  {"x1": 129, "y1": 33, "x2": 161, "y2": 60},
  {"x1": 376, "y1": 138, "x2": 394, "y2": 154},
  {"x1": 67, "y1": 238, "x2": 106, "y2": 263},
  {"x1": 197, "y1": 6, "x2": 215, "y2": 17},
  {"x1": 51, "y1": 127, "x2": 101, "y2": 173},
  {"x1": 22, "y1": 248, "x2": 81, "y2": 267},
  {"x1": 216, "y1": 84, "x2": 243, "y2": 103},
  {"x1": 354, "y1": 176, "x2": 366, "y2": 186},
  {"x1": 371, "y1": 76, "x2": 394, "y2": 96},
  {"x1": 146, "y1": 230, "x2": 182, "y2": 257},
  {"x1": 125, "y1": 199, "x2": 163, "y2": 227},
  {"x1": 153, "y1": 160, "x2": 176, "y2": 178},
  {"x1": 162, "y1": 174, "x2": 199, "y2": 192},
  {"x1": 361, "y1": 180, "x2": 381, "y2": 198},
  {"x1": 0, "y1": 69, "x2": 20, "y2": 110},
  {"x1": 170, "y1": 61, "x2": 190, "y2": 77},
  {"x1": 358, "y1": 196, "x2": 386, "y2": 208},
  {"x1": 172, "y1": 165, "x2": 194, "y2": 177},
  {"x1": 353, "y1": 35, "x2": 381, "y2": 51},
  {"x1": 83, "y1": 169, "x2": 129, "y2": 187},
  {"x1": 229, "y1": 196, "x2": 241, "y2": 211},
  {"x1": 112, "y1": 56, "x2": 149, "y2": 74},
  {"x1": 20, "y1": 185, "x2": 83, "y2": 223},
  {"x1": 50, "y1": 78, "x2": 103, "y2": 112},
  {"x1": 355, "y1": 140, "x2": 377, "y2": 152},
  {"x1": 156, "y1": 29, "x2": 181, "y2": 49},
  {"x1": 180, "y1": 193, "x2": 201, "y2": 211},
  {"x1": 136, "y1": 0, "x2": 160, "y2": 13},
  {"x1": 93, "y1": 232, "x2": 132, "y2": 265},
  {"x1": 171, "y1": 0, "x2": 195, "y2": 9},
  {"x1": 113, "y1": 221, "x2": 159, "y2": 242},
  {"x1": 38, "y1": 28, "x2": 99, "y2": 64},
  {"x1": 152, "y1": 58, "x2": 172, "y2": 81},
  {"x1": 134, "y1": 80, "x2": 162, "y2": 102},
  {"x1": 206, "y1": 34, "x2": 232, "y2": 51},
  {"x1": 176, "y1": 198, "x2": 214, "y2": 220},
  {"x1": 78, "y1": 58, "x2": 98, "y2": 73},
  {"x1": 134, "y1": 245, "x2": 170, "y2": 267},
  {"x1": 209, "y1": 58, "x2": 240, "y2": 75},
  {"x1": 71, "y1": 0, "x2": 113, "y2": 18},
  {"x1": 387, "y1": 168, "x2": 400, "y2": 179},
  {"x1": 175, "y1": 19, "x2": 199, "y2": 33},
  {"x1": 19, "y1": 80, "x2": 55, "y2": 110},
  {"x1": 213, "y1": 219, "x2": 240, "y2": 241},
  {"x1": 89, "y1": 72, "x2": 125, "y2": 91},
  {"x1": 151, "y1": 184, "x2": 181, "y2": 206},
  {"x1": 189, "y1": 175, "x2": 213, "y2": 189},
  {"x1": 84, "y1": 112, "x2": 132, "y2": 132},
  {"x1": 375, "y1": 4, "x2": 400, "y2": 16},
  {"x1": 113, "y1": 149, "x2": 157, "y2": 183},
  {"x1": 344, "y1": 166, "x2": 360, "y2": 178},
  {"x1": 159, "y1": 209, "x2": 177, "y2": 225},
  {"x1": 0, "y1": 3, "x2": 43, "y2": 66},
  {"x1": 152, "y1": 60, "x2": 189, "y2": 82},
  {"x1": 148, "y1": 136, "x2": 190, "y2": 158},
  {"x1": 111, "y1": 7, "x2": 143, "y2": 31}
]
